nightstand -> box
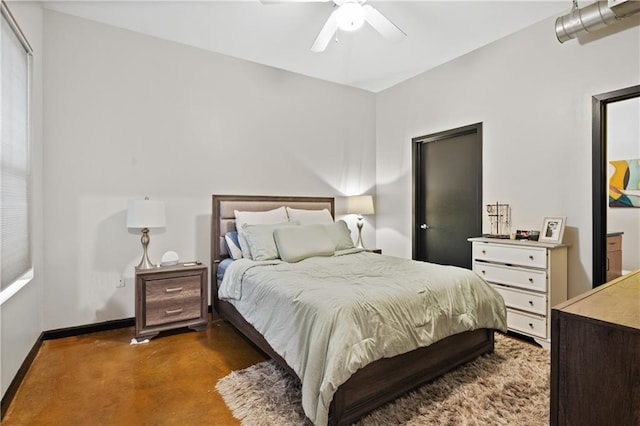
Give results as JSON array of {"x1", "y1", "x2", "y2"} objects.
[{"x1": 135, "y1": 263, "x2": 208, "y2": 340}]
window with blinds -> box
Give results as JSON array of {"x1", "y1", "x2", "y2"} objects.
[{"x1": 1, "y1": 3, "x2": 33, "y2": 293}]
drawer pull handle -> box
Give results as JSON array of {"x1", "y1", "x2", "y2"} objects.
[
  {"x1": 528, "y1": 278, "x2": 534, "y2": 283},
  {"x1": 529, "y1": 255, "x2": 534, "y2": 260},
  {"x1": 481, "y1": 270, "x2": 486, "y2": 275},
  {"x1": 165, "y1": 307, "x2": 183, "y2": 315},
  {"x1": 528, "y1": 300, "x2": 534, "y2": 306},
  {"x1": 482, "y1": 250, "x2": 487, "y2": 254},
  {"x1": 165, "y1": 287, "x2": 183, "y2": 293},
  {"x1": 528, "y1": 323, "x2": 534, "y2": 329}
]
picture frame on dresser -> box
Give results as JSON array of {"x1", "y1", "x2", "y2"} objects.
[{"x1": 539, "y1": 216, "x2": 566, "y2": 243}]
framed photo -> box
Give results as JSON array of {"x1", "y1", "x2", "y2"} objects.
[{"x1": 539, "y1": 216, "x2": 566, "y2": 243}]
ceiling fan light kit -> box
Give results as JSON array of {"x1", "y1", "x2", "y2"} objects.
[{"x1": 335, "y1": 2, "x2": 365, "y2": 31}]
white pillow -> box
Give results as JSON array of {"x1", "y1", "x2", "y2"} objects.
[
  {"x1": 235, "y1": 206, "x2": 288, "y2": 227},
  {"x1": 324, "y1": 220, "x2": 355, "y2": 251},
  {"x1": 235, "y1": 207, "x2": 288, "y2": 259},
  {"x1": 274, "y1": 225, "x2": 335, "y2": 263},
  {"x1": 286, "y1": 207, "x2": 333, "y2": 225},
  {"x1": 242, "y1": 221, "x2": 299, "y2": 261}
]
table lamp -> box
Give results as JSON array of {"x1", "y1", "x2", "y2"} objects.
[
  {"x1": 347, "y1": 195, "x2": 375, "y2": 249},
  {"x1": 127, "y1": 197, "x2": 166, "y2": 269}
]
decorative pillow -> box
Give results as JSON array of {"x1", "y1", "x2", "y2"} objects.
[
  {"x1": 216, "y1": 258, "x2": 234, "y2": 281},
  {"x1": 286, "y1": 207, "x2": 334, "y2": 225},
  {"x1": 224, "y1": 231, "x2": 243, "y2": 260},
  {"x1": 242, "y1": 221, "x2": 299, "y2": 261},
  {"x1": 274, "y1": 224, "x2": 335, "y2": 263},
  {"x1": 323, "y1": 220, "x2": 355, "y2": 251},
  {"x1": 234, "y1": 207, "x2": 288, "y2": 259}
]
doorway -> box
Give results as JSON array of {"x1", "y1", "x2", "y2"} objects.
[{"x1": 412, "y1": 123, "x2": 482, "y2": 269}]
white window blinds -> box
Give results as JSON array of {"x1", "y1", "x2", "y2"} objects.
[{"x1": 1, "y1": 5, "x2": 32, "y2": 291}]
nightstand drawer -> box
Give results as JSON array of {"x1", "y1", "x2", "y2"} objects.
[
  {"x1": 145, "y1": 296, "x2": 201, "y2": 326},
  {"x1": 491, "y1": 284, "x2": 546, "y2": 315},
  {"x1": 606, "y1": 235, "x2": 622, "y2": 253},
  {"x1": 474, "y1": 261, "x2": 547, "y2": 292},
  {"x1": 507, "y1": 308, "x2": 547, "y2": 339},
  {"x1": 474, "y1": 244, "x2": 546, "y2": 269},
  {"x1": 145, "y1": 275, "x2": 201, "y2": 302}
]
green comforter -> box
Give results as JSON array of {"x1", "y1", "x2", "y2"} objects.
[{"x1": 219, "y1": 251, "x2": 507, "y2": 425}]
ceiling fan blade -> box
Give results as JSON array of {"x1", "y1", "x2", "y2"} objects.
[
  {"x1": 362, "y1": 4, "x2": 406, "y2": 43},
  {"x1": 260, "y1": 0, "x2": 330, "y2": 4},
  {"x1": 311, "y1": 10, "x2": 339, "y2": 52}
]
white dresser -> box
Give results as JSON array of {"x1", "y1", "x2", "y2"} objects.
[{"x1": 468, "y1": 237, "x2": 568, "y2": 348}]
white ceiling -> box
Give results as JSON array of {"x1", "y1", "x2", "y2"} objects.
[{"x1": 42, "y1": 0, "x2": 570, "y2": 92}]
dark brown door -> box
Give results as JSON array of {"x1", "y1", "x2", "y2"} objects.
[{"x1": 412, "y1": 123, "x2": 482, "y2": 269}]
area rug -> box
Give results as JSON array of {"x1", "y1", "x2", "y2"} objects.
[{"x1": 216, "y1": 334, "x2": 549, "y2": 425}]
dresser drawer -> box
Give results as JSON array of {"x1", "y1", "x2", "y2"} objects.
[
  {"x1": 606, "y1": 235, "x2": 622, "y2": 253},
  {"x1": 507, "y1": 308, "x2": 547, "y2": 339},
  {"x1": 474, "y1": 261, "x2": 547, "y2": 292},
  {"x1": 473, "y1": 243, "x2": 547, "y2": 269},
  {"x1": 491, "y1": 284, "x2": 546, "y2": 315},
  {"x1": 145, "y1": 276, "x2": 202, "y2": 326}
]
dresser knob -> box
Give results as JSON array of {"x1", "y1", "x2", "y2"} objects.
[
  {"x1": 529, "y1": 300, "x2": 534, "y2": 306},
  {"x1": 481, "y1": 270, "x2": 486, "y2": 275},
  {"x1": 529, "y1": 278, "x2": 534, "y2": 283},
  {"x1": 528, "y1": 323, "x2": 534, "y2": 329},
  {"x1": 529, "y1": 255, "x2": 534, "y2": 260},
  {"x1": 482, "y1": 250, "x2": 486, "y2": 254}
]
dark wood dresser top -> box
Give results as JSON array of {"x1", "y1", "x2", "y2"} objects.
[{"x1": 553, "y1": 269, "x2": 639, "y2": 330}]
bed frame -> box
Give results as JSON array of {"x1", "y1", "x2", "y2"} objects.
[{"x1": 211, "y1": 194, "x2": 495, "y2": 426}]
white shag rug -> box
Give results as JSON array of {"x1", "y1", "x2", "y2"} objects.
[{"x1": 216, "y1": 334, "x2": 549, "y2": 425}]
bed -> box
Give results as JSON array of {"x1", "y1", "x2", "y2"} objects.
[{"x1": 211, "y1": 194, "x2": 506, "y2": 426}]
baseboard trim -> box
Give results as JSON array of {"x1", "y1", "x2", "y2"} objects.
[{"x1": 42, "y1": 317, "x2": 135, "y2": 340}]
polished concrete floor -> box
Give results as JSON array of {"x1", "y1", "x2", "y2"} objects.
[{"x1": 3, "y1": 319, "x2": 267, "y2": 425}]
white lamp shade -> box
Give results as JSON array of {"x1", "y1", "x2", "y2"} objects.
[
  {"x1": 126, "y1": 199, "x2": 166, "y2": 229},
  {"x1": 347, "y1": 195, "x2": 375, "y2": 215}
]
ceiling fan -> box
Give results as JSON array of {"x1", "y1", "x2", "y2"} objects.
[{"x1": 264, "y1": 0, "x2": 407, "y2": 52}]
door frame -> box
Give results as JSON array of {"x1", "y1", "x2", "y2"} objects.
[{"x1": 411, "y1": 122, "x2": 483, "y2": 260}]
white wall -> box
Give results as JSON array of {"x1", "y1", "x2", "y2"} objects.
[
  {"x1": 1, "y1": 1, "x2": 45, "y2": 398},
  {"x1": 42, "y1": 10, "x2": 376, "y2": 330},
  {"x1": 608, "y1": 97, "x2": 640, "y2": 273},
  {"x1": 375, "y1": 15, "x2": 640, "y2": 298}
]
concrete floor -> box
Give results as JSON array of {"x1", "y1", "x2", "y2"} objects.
[{"x1": 3, "y1": 319, "x2": 267, "y2": 425}]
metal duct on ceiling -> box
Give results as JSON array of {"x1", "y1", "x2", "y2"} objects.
[{"x1": 555, "y1": 0, "x2": 640, "y2": 43}]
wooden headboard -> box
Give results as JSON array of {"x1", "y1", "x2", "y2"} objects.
[{"x1": 210, "y1": 194, "x2": 335, "y2": 299}]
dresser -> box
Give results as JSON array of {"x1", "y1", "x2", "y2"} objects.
[
  {"x1": 606, "y1": 232, "x2": 623, "y2": 282},
  {"x1": 135, "y1": 263, "x2": 208, "y2": 340},
  {"x1": 468, "y1": 237, "x2": 568, "y2": 347},
  {"x1": 550, "y1": 270, "x2": 640, "y2": 425}
]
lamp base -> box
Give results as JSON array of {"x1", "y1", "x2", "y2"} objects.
[
  {"x1": 136, "y1": 228, "x2": 157, "y2": 269},
  {"x1": 355, "y1": 216, "x2": 366, "y2": 249}
]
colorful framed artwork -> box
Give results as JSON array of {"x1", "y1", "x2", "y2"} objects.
[{"x1": 609, "y1": 159, "x2": 640, "y2": 208}]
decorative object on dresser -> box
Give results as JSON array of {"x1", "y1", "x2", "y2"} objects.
[
  {"x1": 135, "y1": 263, "x2": 208, "y2": 340},
  {"x1": 346, "y1": 194, "x2": 375, "y2": 248},
  {"x1": 127, "y1": 197, "x2": 166, "y2": 269},
  {"x1": 539, "y1": 216, "x2": 566, "y2": 243},
  {"x1": 606, "y1": 232, "x2": 623, "y2": 282},
  {"x1": 550, "y1": 269, "x2": 640, "y2": 426},
  {"x1": 469, "y1": 237, "x2": 568, "y2": 348},
  {"x1": 484, "y1": 202, "x2": 511, "y2": 238}
]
